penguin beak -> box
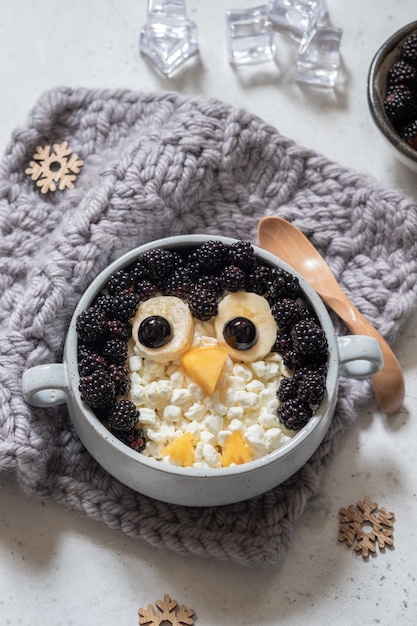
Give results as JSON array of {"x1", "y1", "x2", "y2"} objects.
[{"x1": 181, "y1": 344, "x2": 229, "y2": 396}]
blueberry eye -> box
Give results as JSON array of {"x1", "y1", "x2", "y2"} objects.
[
  {"x1": 223, "y1": 317, "x2": 257, "y2": 350},
  {"x1": 138, "y1": 315, "x2": 172, "y2": 348}
]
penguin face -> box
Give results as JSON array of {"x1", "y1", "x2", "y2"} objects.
[{"x1": 76, "y1": 239, "x2": 328, "y2": 467}]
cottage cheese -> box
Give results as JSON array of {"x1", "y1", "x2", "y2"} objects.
[{"x1": 128, "y1": 318, "x2": 294, "y2": 468}]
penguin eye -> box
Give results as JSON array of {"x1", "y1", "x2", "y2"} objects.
[
  {"x1": 132, "y1": 296, "x2": 194, "y2": 362},
  {"x1": 223, "y1": 317, "x2": 257, "y2": 350},
  {"x1": 138, "y1": 315, "x2": 172, "y2": 348},
  {"x1": 214, "y1": 292, "x2": 277, "y2": 363}
]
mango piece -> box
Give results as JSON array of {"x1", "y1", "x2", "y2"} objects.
[
  {"x1": 182, "y1": 345, "x2": 228, "y2": 396},
  {"x1": 221, "y1": 431, "x2": 254, "y2": 467},
  {"x1": 162, "y1": 432, "x2": 195, "y2": 467}
]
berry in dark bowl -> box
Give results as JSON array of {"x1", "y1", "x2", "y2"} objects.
[{"x1": 368, "y1": 21, "x2": 417, "y2": 171}]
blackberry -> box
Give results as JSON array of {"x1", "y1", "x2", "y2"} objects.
[
  {"x1": 282, "y1": 348, "x2": 305, "y2": 371},
  {"x1": 294, "y1": 364, "x2": 327, "y2": 380},
  {"x1": 296, "y1": 370, "x2": 326, "y2": 405},
  {"x1": 271, "y1": 331, "x2": 293, "y2": 354},
  {"x1": 106, "y1": 270, "x2": 134, "y2": 295},
  {"x1": 76, "y1": 307, "x2": 108, "y2": 342},
  {"x1": 298, "y1": 307, "x2": 318, "y2": 323},
  {"x1": 110, "y1": 291, "x2": 140, "y2": 321},
  {"x1": 219, "y1": 264, "x2": 246, "y2": 292},
  {"x1": 184, "y1": 259, "x2": 203, "y2": 281},
  {"x1": 277, "y1": 398, "x2": 313, "y2": 431},
  {"x1": 93, "y1": 294, "x2": 114, "y2": 317},
  {"x1": 229, "y1": 241, "x2": 256, "y2": 272},
  {"x1": 384, "y1": 85, "x2": 416, "y2": 125},
  {"x1": 283, "y1": 344, "x2": 326, "y2": 371},
  {"x1": 78, "y1": 352, "x2": 108, "y2": 376},
  {"x1": 108, "y1": 364, "x2": 130, "y2": 396},
  {"x1": 401, "y1": 119, "x2": 417, "y2": 149},
  {"x1": 107, "y1": 319, "x2": 132, "y2": 341},
  {"x1": 267, "y1": 267, "x2": 300, "y2": 299},
  {"x1": 122, "y1": 427, "x2": 146, "y2": 452},
  {"x1": 188, "y1": 287, "x2": 218, "y2": 321},
  {"x1": 387, "y1": 59, "x2": 417, "y2": 87},
  {"x1": 193, "y1": 274, "x2": 223, "y2": 296},
  {"x1": 402, "y1": 33, "x2": 417, "y2": 65},
  {"x1": 140, "y1": 248, "x2": 182, "y2": 281},
  {"x1": 270, "y1": 297, "x2": 301, "y2": 329},
  {"x1": 246, "y1": 265, "x2": 273, "y2": 295},
  {"x1": 102, "y1": 337, "x2": 128, "y2": 365},
  {"x1": 189, "y1": 240, "x2": 229, "y2": 274},
  {"x1": 135, "y1": 279, "x2": 158, "y2": 302},
  {"x1": 291, "y1": 319, "x2": 328, "y2": 355},
  {"x1": 108, "y1": 400, "x2": 140, "y2": 432},
  {"x1": 77, "y1": 343, "x2": 94, "y2": 362},
  {"x1": 303, "y1": 350, "x2": 328, "y2": 369},
  {"x1": 79, "y1": 370, "x2": 115, "y2": 408},
  {"x1": 276, "y1": 377, "x2": 299, "y2": 402},
  {"x1": 130, "y1": 260, "x2": 151, "y2": 285},
  {"x1": 163, "y1": 266, "x2": 193, "y2": 298}
]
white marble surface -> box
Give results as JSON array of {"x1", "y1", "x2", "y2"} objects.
[{"x1": 1, "y1": 1, "x2": 417, "y2": 624}]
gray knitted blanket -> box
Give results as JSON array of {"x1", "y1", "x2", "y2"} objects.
[{"x1": 1, "y1": 87, "x2": 416, "y2": 566}]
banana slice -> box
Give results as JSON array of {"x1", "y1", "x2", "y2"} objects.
[
  {"x1": 214, "y1": 291, "x2": 277, "y2": 362},
  {"x1": 132, "y1": 296, "x2": 194, "y2": 362}
]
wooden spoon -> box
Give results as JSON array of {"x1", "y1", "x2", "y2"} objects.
[{"x1": 257, "y1": 216, "x2": 405, "y2": 416}]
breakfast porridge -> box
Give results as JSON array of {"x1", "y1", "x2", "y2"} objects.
[{"x1": 76, "y1": 240, "x2": 328, "y2": 468}]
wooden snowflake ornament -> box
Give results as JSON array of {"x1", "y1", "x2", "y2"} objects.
[
  {"x1": 25, "y1": 141, "x2": 84, "y2": 193},
  {"x1": 338, "y1": 496, "x2": 395, "y2": 558},
  {"x1": 138, "y1": 594, "x2": 195, "y2": 626}
]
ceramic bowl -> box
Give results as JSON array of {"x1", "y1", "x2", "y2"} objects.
[
  {"x1": 367, "y1": 21, "x2": 417, "y2": 172},
  {"x1": 22, "y1": 235, "x2": 383, "y2": 507}
]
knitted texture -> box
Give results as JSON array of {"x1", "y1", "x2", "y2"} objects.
[{"x1": 1, "y1": 87, "x2": 416, "y2": 566}]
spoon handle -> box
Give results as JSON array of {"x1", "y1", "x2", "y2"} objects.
[
  {"x1": 323, "y1": 293, "x2": 404, "y2": 416},
  {"x1": 257, "y1": 216, "x2": 404, "y2": 416}
]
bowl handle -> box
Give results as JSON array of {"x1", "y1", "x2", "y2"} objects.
[
  {"x1": 21, "y1": 336, "x2": 383, "y2": 406},
  {"x1": 337, "y1": 335, "x2": 384, "y2": 378},
  {"x1": 22, "y1": 364, "x2": 71, "y2": 407}
]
